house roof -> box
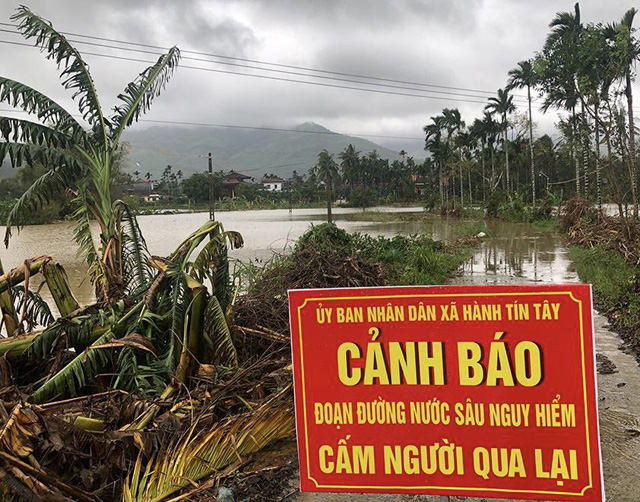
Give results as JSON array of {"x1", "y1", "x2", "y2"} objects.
[
  {"x1": 262, "y1": 177, "x2": 284, "y2": 183},
  {"x1": 224, "y1": 171, "x2": 252, "y2": 180}
]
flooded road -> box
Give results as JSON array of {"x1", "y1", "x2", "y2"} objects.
[
  {"x1": 290, "y1": 218, "x2": 640, "y2": 502},
  {"x1": 2, "y1": 209, "x2": 639, "y2": 501}
]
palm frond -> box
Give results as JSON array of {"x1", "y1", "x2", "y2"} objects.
[
  {"x1": 110, "y1": 47, "x2": 180, "y2": 144},
  {"x1": 113, "y1": 200, "x2": 153, "y2": 297},
  {"x1": 122, "y1": 400, "x2": 294, "y2": 502},
  {"x1": 11, "y1": 285, "x2": 54, "y2": 327},
  {"x1": 30, "y1": 329, "x2": 116, "y2": 404},
  {"x1": 11, "y1": 6, "x2": 107, "y2": 145},
  {"x1": 0, "y1": 77, "x2": 84, "y2": 134},
  {"x1": 202, "y1": 295, "x2": 237, "y2": 369}
]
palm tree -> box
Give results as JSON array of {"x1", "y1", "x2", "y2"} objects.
[
  {"x1": 507, "y1": 60, "x2": 538, "y2": 206},
  {"x1": 485, "y1": 89, "x2": 515, "y2": 192},
  {"x1": 316, "y1": 149, "x2": 339, "y2": 223},
  {"x1": 338, "y1": 144, "x2": 360, "y2": 194},
  {"x1": 424, "y1": 115, "x2": 448, "y2": 204},
  {"x1": 470, "y1": 118, "x2": 488, "y2": 205},
  {"x1": 442, "y1": 108, "x2": 465, "y2": 203},
  {"x1": 539, "y1": 3, "x2": 584, "y2": 198},
  {"x1": 616, "y1": 8, "x2": 639, "y2": 216},
  {"x1": 0, "y1": 6, "x2": 179, "y2": 302}
]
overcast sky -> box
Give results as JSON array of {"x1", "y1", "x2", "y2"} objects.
[{"x1": 0, "y1": 0, "x2": 638, "y2": 155}]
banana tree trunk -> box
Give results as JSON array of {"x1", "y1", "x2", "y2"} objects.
[
  {"x1": 0, "y1": 259, "x2": 19, "y2": 336},
  {"x1": 174, "y1": 276, "x2": 206, "y2": 386},
  {"x1": 42, "y1": 263, "x2": 80, "y2": 317},
  {"x1": 0, "y1": 256, "x2": 51, "y2": 295}
]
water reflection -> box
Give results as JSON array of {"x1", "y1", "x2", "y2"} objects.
[{"x1": 0, "y1": 209, "x2": 577, "y2": 308}]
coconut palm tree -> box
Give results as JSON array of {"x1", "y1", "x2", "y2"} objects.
[
  {"x1": 485, "y1": 89, "x2": 515, "y2": 192},
  {"x1": 507, "y1": 60, "x2": 538, "y2": 206},
  {"x1": 316, "y1": 149, "x2": 339, "y2": 223},
  {"x1": 0, "y1": 6, "x2": 179, "y2": 302}
]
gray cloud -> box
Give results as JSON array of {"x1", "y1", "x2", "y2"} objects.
[{"x1": 0, "y1": 0, "x2": 638, "y2": 153}]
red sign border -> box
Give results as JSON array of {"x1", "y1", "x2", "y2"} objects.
[{"x1": 289, "y1": 286, "x2": 605, "y2": 500}]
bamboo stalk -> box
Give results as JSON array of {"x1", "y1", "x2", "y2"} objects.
[{"x1": 42, "y1": 263, "x2": 80, "y2": 317}]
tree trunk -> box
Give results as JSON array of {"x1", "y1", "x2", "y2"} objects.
[
  {"x1": 626, "y1": 72, "x2": 637, "y2": 218},
  {"x1": 326, "y1": 179, "x2": 333, "y2": 223},
  {"x1": 528, "y1": 85, "x2": 535, "y2": 207},
  {"x1": 481, "y1": 139, "x2": 486, "y2": 206},
  {"x1": 595, "y1": 103, "x2": 602, "y2": 211},
  {"x1": 504, "y1": 116, "x2": 509, "y2": 193},
  {"x1": 490, "y1": 144, "x2": 496, "y2": 193},
  {"x1": 572, "y1": 105, "x2": 580, "y2": 198},
  {"x1": 581, "y1": 104, "x2": 589, "y2": 200}
]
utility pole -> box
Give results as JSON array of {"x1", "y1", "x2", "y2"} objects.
[{"x1": 208, "y1": 152, "x2": 215, "y2": 221}]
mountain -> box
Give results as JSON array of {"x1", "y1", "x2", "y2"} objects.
[{"x1": 122, "y1": 122, "x2": 405, "y2": 179}]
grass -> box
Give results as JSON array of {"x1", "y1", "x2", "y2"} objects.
[{"x1": 569, "y1": 245, "x2": 640, "y2": 334}]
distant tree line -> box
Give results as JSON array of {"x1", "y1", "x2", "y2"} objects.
[{"x1": 423, "y1": 3, "x2": 640, "y2": 216}]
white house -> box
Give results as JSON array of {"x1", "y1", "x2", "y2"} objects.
[{"x1": 262, "y1": 176, "x2": 284, "y2": 192}]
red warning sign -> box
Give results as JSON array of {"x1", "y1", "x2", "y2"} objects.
[{"x1": 288, "y1": 285, "x2": 604, "y2": 501}]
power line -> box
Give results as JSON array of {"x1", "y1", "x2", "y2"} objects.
[
  {"x1": 0, "y1": 28, "x2": 533, "y2": 104},
  {"x1": 0, "y1": 107, "x2": 425, "y2": 140},
  {"x1": 0, "y1": 21, "x2": 530, "y2": 100},
  {"x1": 0, "y1": 39, "x2": 502, "y2": 105},
  {"x1": 0, "y1": 38, "x2": 513, "y2": 106}
]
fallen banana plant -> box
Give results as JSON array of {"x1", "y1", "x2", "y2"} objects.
[{"x1": 122, "y1": 398, "x2": 295, "y2": 502}]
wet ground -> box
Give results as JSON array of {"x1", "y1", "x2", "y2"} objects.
[{"x1": 289, "y1": 219, "x2": 640, "y2": 502}]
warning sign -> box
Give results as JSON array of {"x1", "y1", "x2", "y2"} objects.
[{"x1": 288, "y1": 285, "x2": 604, "y2": 501}]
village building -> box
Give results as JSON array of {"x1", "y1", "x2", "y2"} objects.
[{"x1": 262, "y1": 176, "x2": 284, "y2": 192}]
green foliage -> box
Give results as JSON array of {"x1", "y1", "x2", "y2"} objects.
[{"x1": 291, "y1": 223, "x2": 469, "y2": 286}]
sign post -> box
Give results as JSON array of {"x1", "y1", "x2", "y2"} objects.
[{"x1": 288, "y1": 284, "x2": 604, "y2": 501}]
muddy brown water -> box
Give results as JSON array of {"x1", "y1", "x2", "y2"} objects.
[{"x1": 1, "y1": 209, "x2": 639, "y2": 501}]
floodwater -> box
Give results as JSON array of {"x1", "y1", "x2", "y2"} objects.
[{"x1": 2, "y1": 207, "x2": 639, "y2": 501}]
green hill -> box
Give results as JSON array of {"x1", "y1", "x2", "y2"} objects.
[{"x1": 122, "y1": 122, "x2": 404, "y2": 179}]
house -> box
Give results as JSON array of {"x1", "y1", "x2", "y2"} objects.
[
  {"x1": 123, "y1": 178, "x2": 154, "y2": 195},
  {"x1": 221, "y1": 171, "x2": 252, "y2": 198},
  {"x1": 412, "y1": 174, "x2": 427, "y2": 196},
  {"x1": 143, "y1": 193, "x2": 171, "y2": 203},
  {"x1": 262, "y1": 176, "x2": 284, "y2": 192}
]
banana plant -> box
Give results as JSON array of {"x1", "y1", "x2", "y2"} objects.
[{"x1": 0, "y1": 6, "x2": 180, "y2": 302}]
